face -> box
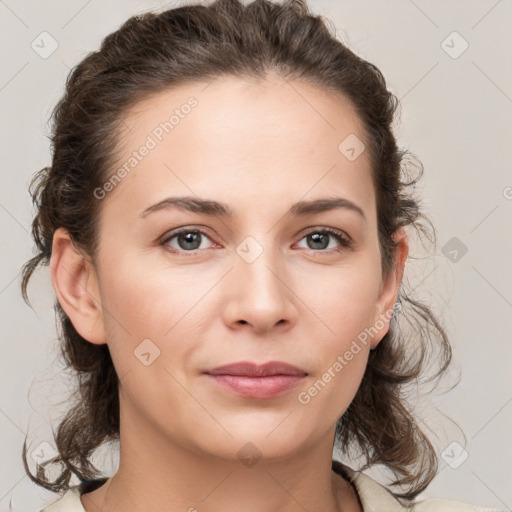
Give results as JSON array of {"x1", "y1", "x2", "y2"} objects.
[{"x1": 53, "y1": 74, "x2": 407, "y2": 463}]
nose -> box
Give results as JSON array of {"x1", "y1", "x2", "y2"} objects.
[{"x1": 221, "y1": 243, "x2": 298, "y2": 335}]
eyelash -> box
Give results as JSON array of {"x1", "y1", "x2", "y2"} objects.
[{"x1": 160, "y1": 227, "x2": 353, "y2": 255}]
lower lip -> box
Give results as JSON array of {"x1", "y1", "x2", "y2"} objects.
[{"x1": 205, "y1": 374, "x2": 306, "y2": 399}]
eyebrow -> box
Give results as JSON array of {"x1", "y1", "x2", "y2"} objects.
[{"x1": 139, "y1": 196, "x2": 367, "y2": 223}]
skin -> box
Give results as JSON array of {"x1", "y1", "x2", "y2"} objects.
[{"x1": 50, "y1": 73, "x2": 408, "y2": 512}]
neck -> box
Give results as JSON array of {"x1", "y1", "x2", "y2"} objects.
[{"x1": 80, "y1": 398, "x2": 360, "y2": 512}]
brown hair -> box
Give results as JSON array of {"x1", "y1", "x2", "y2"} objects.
[{"x1": 21, "y1": 0, "x2": 453, "y2": 502}]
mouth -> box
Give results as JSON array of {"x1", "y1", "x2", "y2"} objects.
[
  {"x1": 204, "y1": 360, "x2": 308, "y2": 377},
  {"x1": 203, "y1": 361, "x2": 308, "y2": 399}
]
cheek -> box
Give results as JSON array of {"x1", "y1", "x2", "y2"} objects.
[
  {"x1": 97, "y1": 252, "x2": 216, "y2": 372},
  {"x1": 98, "y1": 250, "x2": 208, "y2": 333},
  {"x1": 299, "y1": 350, "x2": 368, "y2": 426},
  {"x1": 297, "y1": 255, "x2": 381, "y2": 340},
  {"x1": 298, "y1": 305, "x2": 372, "y2": 425},
  {"x1": 293, "y1": 258, "x2": 379, "y2": 414}
]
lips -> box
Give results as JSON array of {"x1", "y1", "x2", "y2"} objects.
[
  {"x1": 203, "y1": 361, "x2": 308, "y2": 399},
  {"x1": 204, "y1": 361, "x2": 308, "y2": 377}
]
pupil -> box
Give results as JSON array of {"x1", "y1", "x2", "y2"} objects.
[
  {"x1": 180, "y1": 232, "x2": 200, "y2": 250},
  {"x1": 310, "y1": 233, "x2": 328, "y2": 250}
]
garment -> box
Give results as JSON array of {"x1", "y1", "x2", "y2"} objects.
[{"x1": 39, "y1": 460, "x2": 507, "y2": 512}]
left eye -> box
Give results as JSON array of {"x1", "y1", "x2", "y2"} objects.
[{"x1": 296, "y1": 229, "x2": 351, "y2": 252}]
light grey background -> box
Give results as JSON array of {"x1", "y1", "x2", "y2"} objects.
[{"x1": 1, "y1": 0, "x2": 511, "y2": 511}]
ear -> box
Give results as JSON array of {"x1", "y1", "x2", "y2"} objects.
[
  {"x1": 369, "y1": 226, "x2": 409, "y2": 349},
  {"x1": 50, "y1": 227, "x2": 107, "y2": 345}
]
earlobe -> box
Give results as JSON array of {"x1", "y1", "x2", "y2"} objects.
[
  {"x1": 50, "y1": 227, "x2": 107, "y2": 345},
  {"x1": 370, "y1": 227, "x2": 409, "y2": 349}
]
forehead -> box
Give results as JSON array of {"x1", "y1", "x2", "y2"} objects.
[
  {"x1": 100, "y1": 74, "x2": 375, "y2": 223},
  {"x1": 119, "y1": 73, "x2": 366, "y2": 151}
]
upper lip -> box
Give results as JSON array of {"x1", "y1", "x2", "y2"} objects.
[{"x1": 204, "y1": 361, "x2": 308, "y2": 377}]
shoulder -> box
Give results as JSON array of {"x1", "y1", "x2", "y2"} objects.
[
  {"x1": 39, "y1": 486, "x2": 85, "y2": 512},
  {"x1": 412, "y1": 498, "x2": 506, "y2": 512},
  {"x1": 332, "y1": 460, "x2": 507, "y2": 512},
  {"x1": 39, "y1": 478, "x2": 108, "y2": 512}
]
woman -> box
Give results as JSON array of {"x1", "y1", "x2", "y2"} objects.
[{"x1": 20, "y1": 0, "x2": 505, "y2": 510}]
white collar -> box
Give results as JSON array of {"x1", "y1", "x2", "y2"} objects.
[{"x1": 333, "y1": 460, "x2": 407, "y2": 511}]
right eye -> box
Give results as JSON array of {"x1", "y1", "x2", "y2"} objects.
[{"x1": 161, "y1": 228, "x2": 218, "y2": 254}]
